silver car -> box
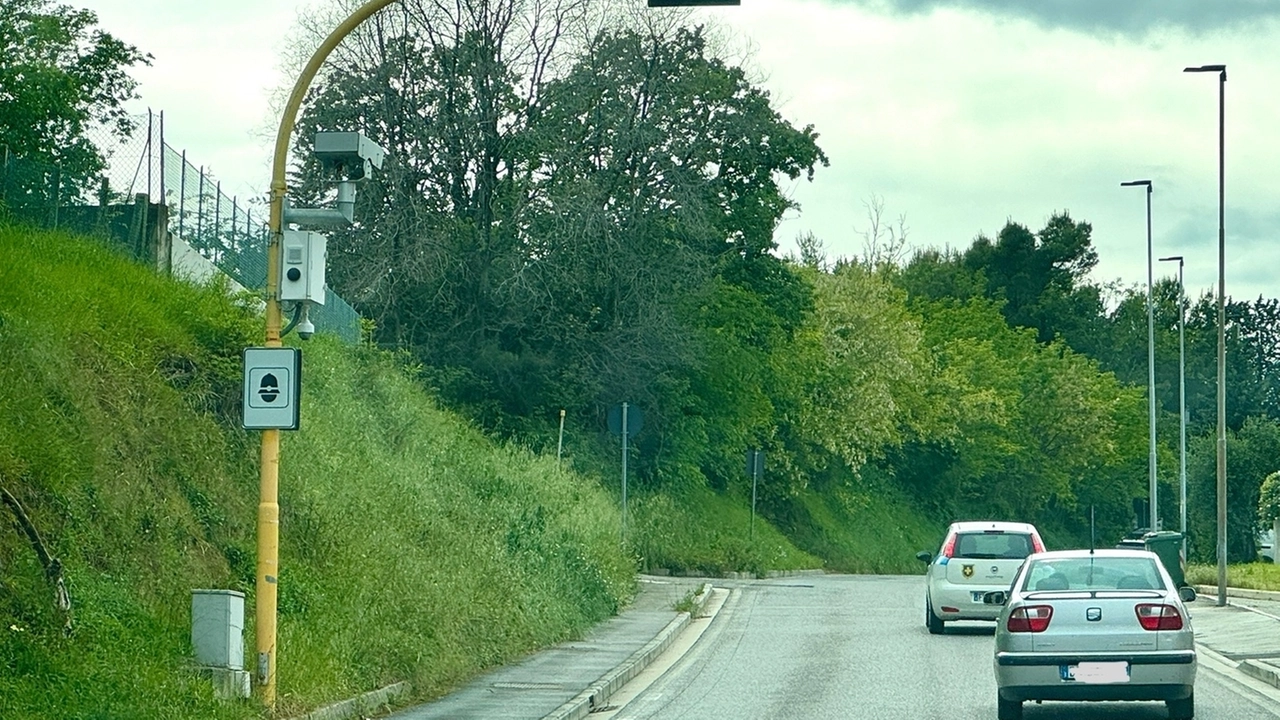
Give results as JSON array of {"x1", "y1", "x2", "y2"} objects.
[
  {"x1": 918, "y1": 521, "x2": 1046, "y2": 633},
  {"x1": 988, "y1": 548, "x2": 1197, "y2": 720}
]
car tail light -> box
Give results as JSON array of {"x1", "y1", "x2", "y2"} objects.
[
  {"x1": 1007, "y1": 605, "x2": 1053, "y2": 633},
  {"x1": 941, "y1": 534, "x2": 957, "y2": 558},
  {"x1": 1031, "y1": 533, "x2": 1045, "y2": 553},
  {"x1": 1136, "y1": 604, "x2": 1184, "y2": 631}
]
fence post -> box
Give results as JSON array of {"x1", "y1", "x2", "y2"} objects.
[
  {"x1": 159, "y1": 110, "x2": 166, "y2": 205},
  {"x1": 213, "y1": 181, "x2": 221, "y2": 262},
  {"x1": 98, "y1": 177, "x2": 109, "y2": 228},
  {"x1": 146, "y1": 109, "x2": 153, "y2": 201},
  {"x1": 50, "y1": 164, "x2": 61, "y2": 228},
  {"x1": 1, "y1": 145, "x2": 9, "y2": 204},
  {"x1": 178, "y1": 151, "x2": 187, "y2": 238},
  {"x1": 196, "y1": 166, "x2": 205, "y2": 248}
]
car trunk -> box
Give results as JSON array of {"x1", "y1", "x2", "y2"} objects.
[{"x1": 1025, "y1": 593, "x2": 1166, "y2": 653}]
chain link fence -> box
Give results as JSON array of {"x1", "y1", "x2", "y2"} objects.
[{"x1": 2, "y1": 111, "x2": 363, "y2": 345}]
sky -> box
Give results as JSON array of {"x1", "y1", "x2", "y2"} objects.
[{"x1": 82, "y1": 0, "x2": 1280, "y2": 303}]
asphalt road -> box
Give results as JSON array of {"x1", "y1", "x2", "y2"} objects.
[{"x1": 606, "y1": 575, "x2": 1280, "y2": 720}]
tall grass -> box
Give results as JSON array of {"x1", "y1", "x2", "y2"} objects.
[
  {"x1": 0, "y1": 225, "x2": 634, "y2": 718},
  {"x1": 783, "y1": 483, "x2": 941, "y2": 574},
  {"x1": 1186, "y1": 562, "x2": 1280, "y2": 591},
  {"x1": 628, "y1": 484, "x2": 822, "y2": 576}
]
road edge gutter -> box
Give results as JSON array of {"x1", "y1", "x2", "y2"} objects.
[{"x1": 542, "y1": 582, "x2": 715, "y2": 720}]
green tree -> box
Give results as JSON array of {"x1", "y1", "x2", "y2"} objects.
[
  {"x1": 1187, "y1": 417, "x2": 1280, "y2": 562},
  {"x1": 887, "y1": 296, "x2": 1145, "y2": 542},
  {"x1": 0, "y1": 0, "x2": 149, "y2": 199},
  {"x1": 960, "y1": 213, "x2": 1106, "y2": 350}
]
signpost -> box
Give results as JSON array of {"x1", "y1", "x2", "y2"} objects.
[
  {"x1": 746, "y1": 448, "x2": 764, "y2": 540},
  {"x1": 608, "y1": 403, "x2": 643, "y2": 543}
]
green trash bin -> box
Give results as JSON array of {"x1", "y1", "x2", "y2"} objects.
[{"x1": 1142, "y1": 531, "x2": 1185, "y2": 588}]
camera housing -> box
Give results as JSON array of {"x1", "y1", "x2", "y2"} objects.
[{"x1": 313, "y1": 131, "x2": 385, "y2": 181}]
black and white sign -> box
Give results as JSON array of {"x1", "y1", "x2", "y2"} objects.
[{"x1": 242, "y1": 347, "x2": 302, "y2": 430}]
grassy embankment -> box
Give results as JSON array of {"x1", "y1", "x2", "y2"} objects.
[
  {"x1": 0, "y1": 225, "x2": 635, "y2": 719},
  {"x1": 0, "y1": 223, "x2": 942, "y2": 718}
]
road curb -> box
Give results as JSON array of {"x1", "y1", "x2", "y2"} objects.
[
  {"x1": 289, "y1": 681, "x2": 409, "y2": 720},
  {"x1": 542, "y1": 582, "x2": 715, "y2": 720},
  {"x1": 648, "y1": 567, "x2": 826, "y2": 579},
  {"x1": 1238, "y1": 659, "x2": 1280, "y2": 689},
  {"x1": 1193, "y1": 584, "x2": 1280, "y2": 602}
]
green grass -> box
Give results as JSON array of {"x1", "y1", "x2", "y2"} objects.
[
  {"x1": 0, "y1": 225, "x2": 634, "y2": 719},
  {"x1": 1186, "y1": 562, "x2": 1280, "y2": 591},
  {"x1": 628, "y1": 483, "x2": 822, "y2": 576},
  {"x1": 780, "y1": 482, "x2": 941, "y2": 574},
  {"x1": 0, "y1": 221, "x2": 976, "y2": 719}
]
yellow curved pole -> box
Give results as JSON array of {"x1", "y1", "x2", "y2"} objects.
[{"x1": 257, "y1": 0, "x2": 399, "y2": 710}]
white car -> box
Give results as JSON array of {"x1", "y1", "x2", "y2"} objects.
[
  {"x1": 917, "y1": 521, "x2": 1045, "y2": 634},
  {"x1": 988, "y1": 548, "x2": 1197, "y2": 720}
]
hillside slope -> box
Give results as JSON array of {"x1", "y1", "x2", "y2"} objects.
[{"x1": 0, "y1": 225, "x2": 634, "y2": 719}]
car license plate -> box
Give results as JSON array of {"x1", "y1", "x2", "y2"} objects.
[
  {"x1": 1059, "y1": 661, "x2": 1130, "y2": 684},
  {"x1": 971, "y1": 591, "x2": 985, "y2": 602}
]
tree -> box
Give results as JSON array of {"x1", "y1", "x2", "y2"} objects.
[
  {"x1": 1187, "y1": 416, "x2": 1280, "y2": 562},
  {"x1": 291, "y1": 16, "x2": 828, "y2": 455},
  {"x1": 960, "y1": 212, "x2": 1105, "y2": 349},
  {"x1": 855, "y1": 194, "x2": 909, "y2": 271},
  {"x1": 0, "y1": 0, "x2": 149, "y2": 200}
]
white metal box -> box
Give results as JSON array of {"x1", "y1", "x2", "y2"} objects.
[
  {"x1": 191, "y1": 589, "x2": 245, "y2": 670},
  {"x1": 279, "y1": 229, "x2": 327, "y2": 305}
]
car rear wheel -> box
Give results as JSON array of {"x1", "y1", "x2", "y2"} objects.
[
  {"x1": 996, "y1": 696, "x2": 1022, "y2": 720},
  {"x1": 926, "y1": 598, "x2": 945, "y2": 634},
  {"x1": 1167, "y1": 691, "x2": 1194, "y2": 720}
]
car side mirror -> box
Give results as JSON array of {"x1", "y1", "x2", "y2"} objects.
[
  {"x1": 1178, "y1": 586, "x2": 1197, "y2": 603},
  {"x1": 916, "y1": 551, "x2": 932, "y2": 564},
  {"x1": 983, "y1": 591, "x2": 1008, "y2": 606}
]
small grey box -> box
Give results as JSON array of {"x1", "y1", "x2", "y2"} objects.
[{"x1": 192, "y1": 589, "x2": 245, "y2": 670}]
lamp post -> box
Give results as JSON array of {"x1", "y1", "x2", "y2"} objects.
[
  {"x1": 1121, "y1": 179, "x2": 1157, "y2": 535},
  {"x1": 1159, "y1": 255, "x2": 1187, "y2": 555},
  {"x1": 256, "y1": 0, "x2": 399, "y2": 709},
  {"x1": 1184, "y1": 63, "x2": 1227, "y2": 607}
]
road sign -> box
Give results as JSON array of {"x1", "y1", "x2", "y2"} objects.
[
  {"x1": 607, "y1": 403, "x2": 644, "y2": 436},
  {"x1": 242, "y1": 347, "x2": 301, "y2": 430}
]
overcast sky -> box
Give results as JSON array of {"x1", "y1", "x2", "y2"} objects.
[{"x1": 84, "y1": 0, "x2": 1280, "y2": 303}]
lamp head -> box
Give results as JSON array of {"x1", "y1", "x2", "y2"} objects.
[
  {"x1": 1158, "y1": 255, "x2": 1184, "y2": 263},
  {"x1": 1184, "y1": 64, "x2": 1227, "y2": 80}
]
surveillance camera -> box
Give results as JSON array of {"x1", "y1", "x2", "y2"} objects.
[
  {"x1": 297, "y1": 318, "x2": 315, "y2": 341},
  {"x1": 313, "y1": 131, "x2": 385, "y2": 180}
]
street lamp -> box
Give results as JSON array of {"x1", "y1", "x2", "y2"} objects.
[
  {"x1": 1184, "y1": 63, "x2": 1227, "y2": 607},
  {"x1": 256, "y1": 0, "x2": 399, "y2": 709},
  {"x1": 1121, "y1": 179, "x2": 1157, "y2": 535},
  {"x1": 1159, "y1": 255, "x2": 1187, "y2": 555}
]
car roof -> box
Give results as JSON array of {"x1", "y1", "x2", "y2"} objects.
[
  {"x1": 948, "y1": 521, "x2": 1039, "y2": 534},
  {"x1": 1025, "y1": 548, "x2": 1158, "y2": 560}
]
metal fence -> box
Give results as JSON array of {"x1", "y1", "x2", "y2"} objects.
[
  {"x1": 2, "y1": 111, "x2": 363, "y2": 345},
  {"x1": 0, "y1": 149, "x2": 156, "y2": 260}
]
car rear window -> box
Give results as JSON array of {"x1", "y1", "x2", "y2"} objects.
[
  {"x1": 1022, "y1": 556, "x2": 1166, "y2": 592},
  {"x1": 953, "y1": 531, "x2": 1033, "y2": 559}
]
